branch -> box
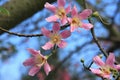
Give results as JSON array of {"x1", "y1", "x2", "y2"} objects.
[
  {"x1": 0, "y1": 26, "x2": 43, "y2": 37},
  {"x1": 45, "y1": 41, "x2": 91, "y2": 80},
  {"x1": 0, "y1": 22, "x2": 69, "y2": 37},
  {"x1": 0, "y1": 0, "x2": 56, "y2": 35},
  {"x1": 82, "y1": 0, "x2": 108, "y2": 57}
]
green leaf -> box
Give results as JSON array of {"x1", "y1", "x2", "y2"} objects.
[{"x1": 0, "y1": 7, "x2": 10, "y2": 16}]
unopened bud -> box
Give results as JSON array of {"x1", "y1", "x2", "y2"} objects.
[
  {"x1": 80, "y1": 59, "x2": 84, "y2": 63},
  {"x1": 92, "y1": 11, "x2": 99, "y2": 17},
  {"x1": 98, "y1": 54, "x2": 103, "y2": 58}
]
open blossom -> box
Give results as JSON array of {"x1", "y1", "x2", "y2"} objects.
[
  {"x1": 23, "y1": 48, "x2": 51, "y2": 76},
  {"x1": 44, "y1": 0, "x2": 71, "y2": 25},
  {"x1": 68, "y1": 6, "x2": 93, "y2": 32},
  {"x1": 90, "y1": 53, "x2": 120, "y2": 79},
  {"x1": 41, "y1": 23, "x2": 71, "y2": 50}
]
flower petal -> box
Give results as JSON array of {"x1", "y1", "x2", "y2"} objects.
[
  {"x1": 65, "y1": 5, "x2": 71, "y2": 14},
  {"x1": 93, "y1": 56, "x2": 105, "y2": 66},
  {"x1": 60, "y1": 30, "x2": 71, "y2": 39},
  {"x1": 53, "y1": 23, "x2": 60, "y2": 32},
  {"x1": 115, "y1": 64, "x2": 120, "y2": 71},
  {"x1": 90, "y1": 68, "x2": 102, "y2": 76},
  {"x1": 70, "y1": 25, "x2": 77, "y2": 32},
  {"x1": 29, "y1": 66, "x2": 40, "y2": 76},
  {"x1": 44, "y1": 2, "x2": 56, "y2": 13},
  {"x1": 81, "y1": 23, "x2": 93, "y2": 30},
  {"x1": 106, "y1": 53, "x2": 115, "y2": 67},
  {"x1": 61, "y1": 17, "x2": 68, "y2": 25},
  {"x1": 37, "y1": 72, "x2": 45, "y2": 80},
  {"x1": 90, "y1": 68, "x2": 110, "y2": 79},
  {"x1": 44, "y1": 62, "x2": 51, "y2": 75},
  {"x1": 79, "y1": 9, "x2": 92, "y2": 19},
  {"x1": 46, "y1": 15, "x2": 59, "y2": 22},
  {"x1": 37, "y1": 50, "x2": 47, "y2": 59},
  {"x1": 58, "y1": 40, "x2": 67, "y2": 48},
  {"x1": 41, "y1": 27, "x2": 51, "y2": 37},
  {"x1": 42, "y1": 41, "x2": 54, "y2": 50},
  {"x1": 102, "y1": 74, "x2": 110, "y2": 79},
  {"x1": 57, "y1": 0, "x2": 65, "y2": 7},
  {"x1": 68, "y1": 18, "x2": 72, "y2": 23},
  {"x1": 27, "y1": 48, "x2": 39, "y2": 56},
  {"x1": 71, "y1": 6, "x2": 78, "y2": 16},
  {"x1": 23, "y1": 57, "x2": 35, "y2": 66}
]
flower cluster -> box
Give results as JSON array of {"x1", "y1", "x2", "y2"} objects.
[
  {"x1": 23, "y1": 0, "x2": 105, "y2": 79},
  {"x1": 91, "y1": 53, "x2": 120, "y2": 79},
  {"x1": 23, "y1": 0, "x2": 93, "y2": 78},
  {"x1": 23, "y1": 49, "x2": 51, "y2": 76}
]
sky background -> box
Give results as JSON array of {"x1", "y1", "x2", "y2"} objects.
[{"x1": 0, "y1": 0, "x2": 119, "y2": 80}]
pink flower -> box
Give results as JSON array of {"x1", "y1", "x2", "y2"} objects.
[
  {"x1": 68, "y1": 6, "x2": 93, "y2": 32},
  {"x1": 90, "y1": 53, "x2": 120, "y2": 79},
  {"x1": 37, "y1": 72, "x2": 45, "y2": 80},
  {"x1": 41, "y1": 23, "x2": 71, "y2": 50},
  {"x1": 57, "y1": 69, "x2": 71, "y2": 80},
  {"x1": 44, "y1": 0, "x2": 71, "y2": 25},
  {"x1": 23, "y1": 48, "x2": 51, "y2": 76}
]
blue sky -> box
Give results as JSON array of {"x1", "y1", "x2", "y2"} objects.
[{"x1": 0, "y1": 0, "x2": 119, "y2": 80}]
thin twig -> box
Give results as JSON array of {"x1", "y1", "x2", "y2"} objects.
[
  {"x1": 0, "y1": 27, "x2": 43, "y2": 37},
  {"x1": 83, "y1": 0, "x2": 108, "y2": 57},
  {"x1": 0, "y1": 23, "x2": 70, "y2": 37},
  {"x1": 89, "y1": 18, "x2": 108, "y2": 57},
  {"x1": 45, "y1": 41, "x2": 91, "y2": 80}
]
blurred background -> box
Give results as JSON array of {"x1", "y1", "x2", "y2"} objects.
[{"x1": 0, "y1": 0, "x2": 120, "y2": 80}]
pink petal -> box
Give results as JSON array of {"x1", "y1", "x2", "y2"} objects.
[
  {"x1": 27, "y1": 48, "x2": 39, "y2": 56},
  {"x1": 44, "y1": 2, "x2": 56, "y2": 13},
  {"x1": 62, "y1": 70, "x2": 71, "y2": 80},
  {"x1": 23, "y1": 57, "x2": 35, "y2": 66},
  {"x1": 29, "y1": 66, "x2": 40, "y2": 76},
  {"x1": 37, "y1": 72, "x2": 45, "y2": 80},
  {"x1": 65, "y1": 5, "x2": 71, "y2": 14},
  {"x1": 71, "y1": 6, "x2": 78, "y2": 16},
  {"x1": 57, "y1": 0, "x2": 65, "y2": 7},
  {"x1": 38, "y1": 50, "x2": 46, "y2": 59},
  {"x1": 67, "y1": 18, "x2": 72, "y2": 23},
  {"x1": 93, "y1": 56, "x2": 105, "y2": 66},
  {"x1": 102, "y1": 74, "x2": 110, "y2": 79},
  {"x1": 53, "y1": 23, "x2": 60, "y2": 32},
  {"x1": 90, "y1": 68, "x2": 110, "y2": 79},
  {"x1": 90, "y1": 68, "x2": 102, "y2": 76},
  {"x1": 115, "y1": 64, "x2": 120, "y2": 71},
  {"x1": 106, "y1": 53, "x2": 115, "y2": 67},
  {"x1": 46, "y1": 15, "x2": 59, "y2": 22},
  {"x1": 60, "y1": 30, "x2": 71, "y2": 39},
  {"x1": 70, "y1": 25, "x2": 77, "y2": 32},
  {"x1": 79, "y1": 9, "x2": 92, "y2": 19},
  {"x1": 42, "y1": 41, "x2": 54, "y2": 50},
  {"x1": 61, "y1": 17, "x2": 68, "y2": 25},
  {"x1": 41, "y1": 27, "x2": 51, "y2": 37},
  {"x1": 44, "y1": 62, "x2": 51, "y2": 75},
  {"x1": 81, "y1": 23, "x2": 93, "y2": 30},
  {"x1": 58, "y1": 40, "x2": 67, "y2": 48}
]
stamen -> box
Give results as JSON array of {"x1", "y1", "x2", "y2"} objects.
[{"x1": 50, "y1": 33, "x2": 61, "y2": 44}]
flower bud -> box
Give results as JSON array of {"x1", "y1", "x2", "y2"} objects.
[
  {"x1": 98, "y1": 54, "x2": 103, "y2": 58},
  {"x1": 92, "y1": 11, "x2": 99, "y2": 17},
  {"x1": 80, "y1": 58, "x2": 84, "y2": 63}
]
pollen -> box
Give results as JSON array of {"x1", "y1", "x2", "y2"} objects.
[
  {"x1": 100, "y1": 66, "x2": 111, "y2": 75},
  {"x1": 71, "y1": 17, "x2": 80, "y2": 25},
  {"x1": 35, "y1": 55, "x2": 45, "y2": 65},
  {"x1": 56, "y1": 7, "x2": 66, "y2": 18},
  {"x1": 50, "y1": 33, "x2": 61, "y2": 44}
]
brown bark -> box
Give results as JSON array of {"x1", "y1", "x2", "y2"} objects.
[{"x1": 0, "y1": 0, "x2": 56, "y2": 34}]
